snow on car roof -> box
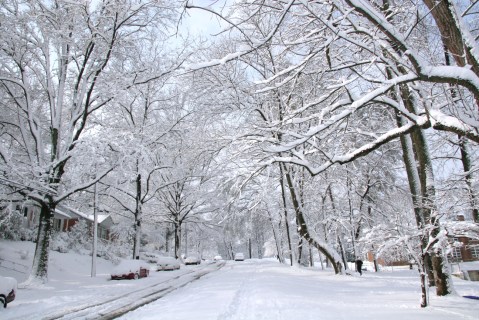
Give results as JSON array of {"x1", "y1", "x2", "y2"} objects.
[
  {"x1": 112, "y1": 259, "x2": 151, "y2": 274},
  {"x1": 157, "y1": 256, "x2": 178, "y2": 263},
  {"x1": 0, "y1": 276, "x2": 17, "y2": 295}
]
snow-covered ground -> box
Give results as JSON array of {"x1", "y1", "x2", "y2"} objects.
[{"x1": 1, "y1": 240, "x2": 478, "y2": 319}]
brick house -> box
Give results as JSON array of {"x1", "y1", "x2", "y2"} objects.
[
  {"x1": 448, "y1": 215, "x2": 479, "y2": 281},
  {"x1": 448, "y1": 215, "x2": 479, "y2": 263},
  {"x1": 19, "y1": 201, "x2": 114, "y2": 241}
]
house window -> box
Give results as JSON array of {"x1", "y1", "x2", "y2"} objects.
[
  {"x1": 449, "y1": 246, "x2": 462, "y2": 262},
  {"x1": 53, "y1": 219, "x2": 62, "y2": 231},
  {"x1": 98, "y1": 226, "x2": 108, "y2": 240},
  {"x1": 470, "y1": 245, "x2": 479, "y2": 259}
]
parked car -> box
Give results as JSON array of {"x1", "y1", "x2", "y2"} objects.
[
  {"x1": 184, "y1": 256, "x2": 201, "y2": 265},
  {"x1": 214, "y1": 255, "x2": 223, "y2": 261},
  {"x1": 234, "y1": 252, "x2": 245, "y2": 261},
  {"x1": 111, "y1": 259, "x2": 150, "y2": 280},
  {"x1": 0, "y1": 276, "x2": 17, "y2": 308},
  {"x1": 157, "y1": 256, "x2": 180, "y2": 271}
]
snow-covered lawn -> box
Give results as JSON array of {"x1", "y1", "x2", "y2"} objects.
[
  {"x1": 1, "y1": 240, "x2": 478, "y2": 319},
  {"x1": 0, "y1": 240, "x2": 206, "y2": 319}
]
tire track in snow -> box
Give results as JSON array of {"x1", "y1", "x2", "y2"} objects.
[
  {"x1": 39, "y1": 261, "x2": 225, "y2": 320},
  {"x1": 216, "y1": 263, "x2": 253, "y2": 320},
  {"x1": 217, "y1": 260, "x2": 281, "y2": 320}
]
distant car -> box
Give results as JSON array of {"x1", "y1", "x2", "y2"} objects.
[
  {"x1": 111, "y1": 259, "x2": 150, "y2": 280},
  {"x1": 157, "y1": 256, "x2": 180, "y2": 271},
  {"x1": 234, "y1": 253, "x2": 245, "y2": 261},
  {"x1": 214, "y1": 255, "x2": 223, "y2": 261},
  {"x1": 184, "y1": 256, "x2": 201, "y2": 265},
  {"x1": 0, "y1": 276, "x2": 17, "y2": 308}
]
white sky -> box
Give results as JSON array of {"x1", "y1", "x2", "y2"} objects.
[{"x1": 180, "y1": 0, "x2": 233, "y2": 38}]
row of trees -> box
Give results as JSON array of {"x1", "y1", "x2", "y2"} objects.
[
  {"x1": 186, "y1": 0, "x2": 479, "y2": 307},
  {"x1": 1, "y1": 0, "x2": 478, "y2": 309},
  {"x1": 0, "y1": 0, "x2": 224, "y2": 284}
]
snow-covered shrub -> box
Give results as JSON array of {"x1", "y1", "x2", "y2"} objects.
[
  {"x1": 51, "y1": 220, "x2": 92, "y2": 253},
  {"x1": 19, "y1": 227, "x2": 37, "y2": 242},
  {"x1": 51, "y1": 231, "x2": 69, "y2": 253},
  {"x1": 67, "y1": 220, "x2": 92, "y2": 252},
  {"x1": 0, "y1": 204, "x2": 27, "y2": 240},
  {"x1": 97, "y1": 239, "x2": 129, "y2": 264}
]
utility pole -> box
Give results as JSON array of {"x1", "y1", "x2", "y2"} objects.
[
  {"x1": 91, "y1": 181, "x2": 98, "y2": 277},
  {"x1": 184, "y1": 222, "x2": 188, "y2": 257}
]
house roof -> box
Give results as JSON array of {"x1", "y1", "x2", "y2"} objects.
[{"x1": 56, "y1": 205, "x2": 113, "y2": 227}]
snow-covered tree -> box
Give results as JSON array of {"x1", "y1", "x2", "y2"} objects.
[
  {"x1": 0, "y1": 0, "x2": 180, "y2": 284},
  {"x1": 186, "y1": 0, "x2": 479, "y2": 302}
]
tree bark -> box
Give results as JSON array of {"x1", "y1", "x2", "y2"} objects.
[
  {"x1": 411, "y1": 122, "x2": 453, "y2": 296},
  {"x1": 396, "y1": 113, "x2": 429, "y2": 307},
  {"x1": 458, "y1": 136, "x2": 479, "y2": 222},
  {"x1": 268, "y1": 210, "x2": 285, "y2": 263},
  {"x1": 132, "y1": 172, "x2": 142, "y2": 259},
  {"x1": 279, "y1": 163, "x2": 295, "y2": 266},
  {"x1": 27, "y1": 201, "x2": 55, "y2": 285},
  {"x1": 426, "y1": 0, "x2": 479, "y2": 105},
  {"x1": 284, "y1": 168, "x2": 342, "y2": 274},
  {"x1": 174, "y1": 221, "x2": 182, "y2": 260},
  {"x1": 422, "y1": 0, "x2": 479, "y2": 77}
]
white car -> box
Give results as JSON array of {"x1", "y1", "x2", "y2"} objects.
[
  {"x1": 157, "y1": 256, "x2": 180, "y2": 271},
  {"x1": 184, "y1": 256, "x2": 201, "y2": 265},
  {"x1": 234, "y1": 253, "x2": 245, "y2": 261},
  {"x1": 214, "y1": 255, "x2": 223, "y2": 261},
  {"x1": 0, "y1": 276, "x2": 17, "y2": 308}
]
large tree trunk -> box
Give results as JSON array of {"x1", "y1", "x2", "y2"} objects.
[
  {"x1": 458, "y1": 136, "x2": 479, "y2": 222},
  {"x1": 422, "y1": 0, "x2": 479, "y2": 76},
  {"x1": 388, "y1": 48, "x2": 453, "y2": 297},
  {"x1": 174, "y1": 221, "x2": 182, "y2": 260},
  {"x1": 268, "y1": 211, "x2": 285, "y2": 263},
  {"x1": 133, "y1": 218, "x2": 141, "y2": 260},
  {"x1": 279, "y1": 163, "x2": 295, "y2": 266},
  {"x1": 284, "y1": 168, "x2": 342, "y2": 274},
  {"x1": 422, "y1": 0, "x2": 479, "y2": 108},
  {"x1": 411, "y1": 123, "x2": 453, "y2": 296},
  {"x1": 132, "y1": 173, "x2": 142, "y2": 259},
  {"x1": 395, "y1": 84, "x2": 453, "y2": 297},
  {"x1": 165, "y1": 224, "x2": 173, "y2": 253},
  {"x1": 442, "y1": 38, "x2": 479, "y2": 223},
  {"x1": 396, "y1": 113, "x2": 429, "y2": 307},
  {"x1": 25, "y1": 201, "x2": 55, "y2": 285}
]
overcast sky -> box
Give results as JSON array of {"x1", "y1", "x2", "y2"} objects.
[{"x1": 180, "y1": 0, "x2": 233, "y2": 38}]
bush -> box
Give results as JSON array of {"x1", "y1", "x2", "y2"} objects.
[
  {"x1": 0, "y1": 205, "x2": 27, "y2": 240},
  {"x1": 51, "y1": 231, "x2": 69, "y2": 253},
  {"x1": 50, "y1": 220, "x2": 92, "y2": 253}
]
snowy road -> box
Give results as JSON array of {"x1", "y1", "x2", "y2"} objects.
[{"x1": 119, "y1": 259, "x2": 479, "y2": 320}]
